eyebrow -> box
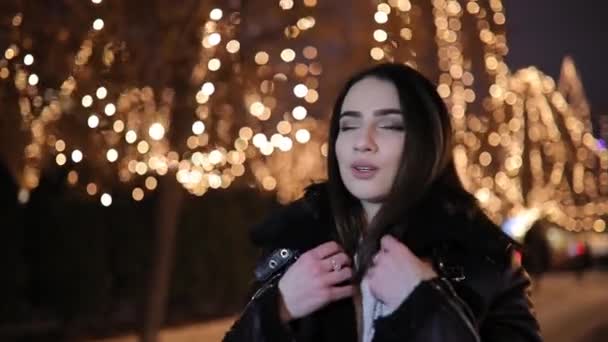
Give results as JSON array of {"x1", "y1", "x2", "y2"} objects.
[{"x1": 339, "y1": 108, "x2": 403, "y2": 119}]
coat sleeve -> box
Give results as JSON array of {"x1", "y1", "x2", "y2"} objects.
[
  {"x1": 222, "y1": 252, "x2": 296, "y2": 342},
  {"x1": 372, "y1": 265, "x2": 542, "y2": 342},
  {"x1": 478, "y1": 265, "x2": 542, "y2": 341}
]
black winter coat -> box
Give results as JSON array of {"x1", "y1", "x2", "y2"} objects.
[{"x1": 223, "y1": 183, "x2": 543, "y2": 341}]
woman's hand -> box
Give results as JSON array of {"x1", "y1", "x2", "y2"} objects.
[
  {"x1": 278, "y1": 241, "x2": 354, "y2": 322},
  {"x1": 365, "y1": 235, "x2": 438, "y2": 313}
]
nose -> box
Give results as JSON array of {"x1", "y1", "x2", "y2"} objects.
[{"x1": 353, "y1": 126, "x2": 377, "y2": 153}]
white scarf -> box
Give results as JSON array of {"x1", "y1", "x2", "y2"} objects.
[{"x1": 357, "y1": 255, "x2": 395, "y2": 342}]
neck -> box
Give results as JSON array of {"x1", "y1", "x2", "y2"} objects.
[{"x1": 361, "y1": 200, "x2": 382, "y2": 226}]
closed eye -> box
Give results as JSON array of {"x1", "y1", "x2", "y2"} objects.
[{"x1": 379, "y1": 125, "x2": 405, "y2": 131}]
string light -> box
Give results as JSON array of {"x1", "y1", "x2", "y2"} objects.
[
  {"x1": 3, "y1": 1, "x2": 604, "y2": 221},
  {"x1": 92, "y1": 18, "x2": 104, "y2": 30}
]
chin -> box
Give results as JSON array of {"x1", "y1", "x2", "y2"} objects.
[{"x1": 345, "y1": 182, "x2": 389, "y2": 202}]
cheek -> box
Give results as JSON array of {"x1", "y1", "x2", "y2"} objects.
[
  {"x1": 384, "y1": 136, "x2": 405, "y2": 170},
  {"x1": 335, "y1": 136, "x2": 348, "y2": 166}
]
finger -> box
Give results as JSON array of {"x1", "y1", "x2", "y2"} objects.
[
  {"x1": 328, "y1": 285, "x2": 355, "y2": 301},
  {"x1": 310, "y1": 241, "x2": 342, "y2": 260},
  {"x1": 322, "y1": 266, "x2": 353, "y2": 285},
  {"x1": 321, "y1": 252, "x2": 351, "y2": 272},
  {"x1": 380, "y1": 235, "x2": 401, "y2": 252},
  {"x1": 372, "y1": 252, "x2": 381, "y2": 265}
]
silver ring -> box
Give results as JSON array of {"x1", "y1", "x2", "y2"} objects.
[{"x1": 331, "y1": 258, "x2": 341, "y2": 272}]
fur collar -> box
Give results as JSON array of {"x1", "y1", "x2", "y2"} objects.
[{"x1": 250, "y1": 182, "x2": 516, "y2": 267}]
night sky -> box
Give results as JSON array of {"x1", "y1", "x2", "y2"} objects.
[{"x1": 505, "y1": 0, "x2": 608, "y2": 114}]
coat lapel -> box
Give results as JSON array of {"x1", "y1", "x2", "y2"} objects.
[{"x1": 316, "y1": 298, "x2": 358, "y2": 342}]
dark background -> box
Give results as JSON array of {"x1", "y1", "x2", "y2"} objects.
[{"x1": 506, "y1": 1, "x2": 608, "y2": 114}]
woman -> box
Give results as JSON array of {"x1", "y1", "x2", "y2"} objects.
[{"x1": 224, "y1": 63, "x2": 542, "y2": 341}]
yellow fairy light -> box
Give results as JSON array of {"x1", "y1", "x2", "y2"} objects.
[
  {"x1": 255, "y1": 51, "x2": 269, "y2": 65},
  {"x1": 82, "y1": 95, "x2": 93, "y2": 107},
  {"x1": 370, "y1": 47, "x2": 384, "y2": 60},
  {"x1": 231, "y1": 164, "x2": 245, "y2": 176},
  {"x1": 493, "y1": 12, "x2": 506, "y2": 25},
  {"x1": 67, "y1": 170, "x2": 79, "y2": 185},
  {"x1": 201, "y1": 82, "x2": 215, "y2": 96},
  {"x1": 209, "y1": 8, "x2": 223, "y2": 20},
  {"x1": 292, "y1": 106, "x2": 307, "y2": 120},
  {"x1": 279, "y1": 0, "x2": 294, "y2": 10},
  {"x1": 263, "y1": 176, "x2": 277, "y2": 191},
  {"x1": 277, "y1": 121, "x2": 292, "y2": 135},
  {"x1": 278, "y1": 137, "x2": 293, "y2": 152},
  {"x1": 303, "y1": 46, "x2": 318, "y2": 60},
  {"x1": 207, "y1": 33, "x2": 221, "y2": 46},
  {"x1": 281, "y1": 49, "x2": 296, "y2": 62},
  {"x1": 135, "y1": 162, "x2": 148, "y2": 175},
  {"x1": 96, "y1": 86, "x2": 107, "y2": 99},
  {"x1": 0, "y1": 68, "x2": 9, "y2": 79},
  {"x1": 466, "y1": 1, "x2": 480, "y2": 14},
  {"x1": 239, "y1": 127, "x2": 253, "y2": 140},
  {"x1": 87, "y1": 114, "x2": 100, "y2": 128},
  {"x1": 28, "y1": 74, "x2": 39, "y2": 86},
  {"x1": 132, "y1": 188, "x2": 144, "y2": 201},
  {"x1": 55, "y1": 140, "x2": 66, "y2": 152},
  {"x1": 92, "y1": 18, "x2": 104, "y2": 30},
  {"x1": 113, "y1": 120, "x2": 125, "y2": 133},
  {"x1": 11, "y1": 13, "x2": 23, "y2": 26},
  {"x1": 303, "y1": 0, "x2": 317, "y2": 6},
  {"x1": 92, "y1": 0, "x2": 102, "y2": 4},
  {"x1": 104, "y1": 103, "x2": 116, "y2": 116},
  {"x1": 192, "y1": 121, "x2": 205, "y2": 135},
  {"x1": 208, "y1": 173, "x2": 222, "y2": 189},
  {"x1": 250, "y1": 101, "x2": 265, "y2": 116},
  {"x1": 295, "y1": 129, "x2": 311, "y2": 143},
  {"x1": 24, "y1": 54, "x2": 34, "y2": 65},
  {"x1": 305, "y1": 89, "x2": 319, "y2": 103},
  {"x1": 209, "y1": 150, "x2": 223, "y2": 165},
  {"x1": 195, "y1": 91, "x2": 209, "y2": 104},
  {"x1": 125, "y1": 130, "x2": 137, "y2": 144},
  {"x1": 86, "y1": 183, "x2": 98, "y2": 196},
  {"x1": 106, "y1": 148, "x2": 118, "y2": 162},
  {"x1": 252, "y1": 133, "x2": 266, "y2": 148},
  {"x1": 397, "y1": 0, "x2": 412, "y2": 11},
  {"x1": 100, "y1": 193, "x2": 112, "y2": 207},
  {"x1": 56, "y1": 153, "x2": 67, "y2": 166},
  {"x1": 594, "y1": 219, "x2": 606, "y2": 233},
  {"x1": 437, "y1": 84, "x2": 451, "y2": 98},
  {"x1": 373, "y1": 29, "x2": 388, "y2": 42},
  {"x1": 293, "y1": 84, "x2": 308, "y2": 98},
  {"x1": 296, "y1": 17, "x2": 315, "y2": 30},
  {"x1": 260, "y1": 143, "x2": 274, "y2": 156},
  {"x1": 137, "y1": 141, "x2": 150, "y2": 154},
  {"x1": 270, "y1": 134, "x2": 283, "y2": 147},
  {"x1": 4, "y1": 47, "x2": 16, "y2": 60},
  {"x1": 400, "y1": 28, "x2": 413, "y2": 40},
  {"x1": 377, "y1": 3, "x2": 391, "y2": 14},
  {"x1": 208, "y1": 58, "x2": 221, "y2": 71},
  {"x1": 374, "y1": 11, "x2": 388, "y2": 24},
  {"x1": 226, "y1": 40, "x2": 240, "y2": 53},
  {"x1": 148, "y1": 123, "x2": 165, "y2": 140},
  {"x1": 479, "y1": 152, "x2": 492, "y2": 166},
  {"x1": 71, "y1": 149, "x2": 83, "y2": 163},
  {"x1": 145, "y1": 176, "x2": 158, "y2": 190}
]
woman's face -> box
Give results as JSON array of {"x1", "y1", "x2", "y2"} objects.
[{"x1": 335, "y1": 77, "x2": 406, "y2": 204}]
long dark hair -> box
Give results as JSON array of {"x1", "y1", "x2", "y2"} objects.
[{"x1": 327, "y1": 63, "x2": 469, "y2": 281}]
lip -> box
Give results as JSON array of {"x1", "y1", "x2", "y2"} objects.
[{"x1": 350, "y1": 161, "x2": 379, "y2": 180}]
